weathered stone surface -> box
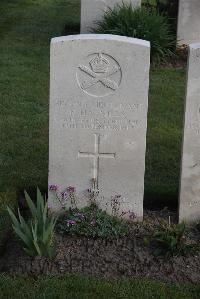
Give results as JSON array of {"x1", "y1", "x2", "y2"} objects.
[
  {"x1": 48, "y1": 34, "x2": 150, "y2": 221},
  {"x1": 177, "y1": 0, "x2": 200, "y2": 45},
  {"x1": 81, "y1": 0, "x2": 141, "y2": 33},
  {"x1": 179, "y1": 43, "x2": 200, "y2": 223}
]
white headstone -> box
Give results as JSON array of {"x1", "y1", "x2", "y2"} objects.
[
  {"x1": 81, "y1": 0, "x2": 141, "y2": 33},
  {"x1": 177, "y1": 0, "x2": 200, "y2": 45},
  {"x1": 49, "y1": 34, "x2": 150, "y2": 221},
  {"x1": 179, "y1": 43, "x2": 200, "y2": 223}
]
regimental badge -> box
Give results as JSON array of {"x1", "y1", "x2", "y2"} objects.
[{"x1": 77, "y1": 53, "x2": 122, "y2": 97}]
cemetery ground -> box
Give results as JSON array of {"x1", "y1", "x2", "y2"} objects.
[{"x1": 0, "y1": 0, "x2": 199, "y2": 298}]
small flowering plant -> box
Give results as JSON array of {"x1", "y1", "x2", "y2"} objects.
[
  {"x1": 49, "y1": 184, "x2": 77, "y2": 210},
  {"x1": 56, "y1": 204, "x2": 129, "y2": 239},
  {"x1": 110, "y1": 194, "x2": 137, "y2": 221}
]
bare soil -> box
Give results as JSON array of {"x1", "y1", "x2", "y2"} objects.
[{"x1": 0, "y1": 210, "x2": 199, "y2": 284}]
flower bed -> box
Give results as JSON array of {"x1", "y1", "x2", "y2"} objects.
[{"x1": 1, "y1": 210, "x2": 199, "y2": 284}]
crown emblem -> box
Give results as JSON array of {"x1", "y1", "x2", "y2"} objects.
[{"x1": 89, "y1": 53, "x2": 110, "y2": 73}]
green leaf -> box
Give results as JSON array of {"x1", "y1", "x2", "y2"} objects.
[
  {"x1": 24, "y1": 191, "x2": 37, "y2": 218},
  {"x1": 7, "y1": 207, "x2": 20, "y2": 227}
]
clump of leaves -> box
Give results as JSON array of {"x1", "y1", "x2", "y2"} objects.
[
  {"x1": 7, "y1": 189, "x2": 57, "y2": 258},
  {"x1": 93, "y1": 4, "x2": 176, "y2": 62},
  {"x1": 57, "y1": 204, "x2": 128, "y2": 239},
  {"x1": 152, "y1": 221, "x2": 193, "y2": 257}
]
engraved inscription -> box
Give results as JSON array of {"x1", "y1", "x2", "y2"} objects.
[
  {"x1": 189, "y1": 200, "x2": 200, "y2": 207},
  {"x1": 57, "y1": 99, "x2": 143, "y2": 131},
  {"x1": 76, "y1": 53, "x2": 122, "y2": 97}
]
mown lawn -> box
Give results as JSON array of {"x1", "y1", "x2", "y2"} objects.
[
  {"x1": 0, "y1": 274, "x2": 199, "y2": 299},
  {"x1": 0, "y1": 0, "x2": 185, "y2": 205}
]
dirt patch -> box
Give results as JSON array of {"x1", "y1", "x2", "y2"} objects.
[{"x1": 0, "y1": 210, "x2": 199, "y2": 284}]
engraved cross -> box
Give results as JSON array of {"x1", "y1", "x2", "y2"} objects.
[{"x1": 78, "y1": 134, "x2": 116, "y2": 188}]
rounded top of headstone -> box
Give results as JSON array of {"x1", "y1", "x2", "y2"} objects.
[
  {"x1": 189, "y1": 43, "x2": 200, "y2": 49},
  {"x1": 51, "y1": 34, "x2": 150, "y2": 48}
]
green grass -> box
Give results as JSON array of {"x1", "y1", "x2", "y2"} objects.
[
  {"x1": 0, "y1": 192, "x2": 16, "y2": 253},
  {"x1": 0, "y1": 274, "x2": 199, "y2": 299},
  {"x1": 145, "y1": 69, "x2": 185, "y2": 206},
  {"x1": 0, "y1": 0, "x2": 186, "y2": 204},
  {"x1": 0, "y1": 0, "x2": 80, "y2": 192}
]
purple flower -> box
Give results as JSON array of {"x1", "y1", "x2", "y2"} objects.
[
  {"x1": 129, "y1": 211, "x2": 136, "y2": 220},
  {"x1": 67, "y1": 220, "x2": 76, "y2": 226},
  {"x1": 61, "y1": 191, "x2": 68, "y2": 200},
  {"x1": 67, "y1": 186, "x2": 76, "y2": 193},
  {"x1": 74, "y1": 213, "x2": 85, "y2": 220},
  {"x1": 49, "y1": 184, "x2": 58, "y2": 191}
]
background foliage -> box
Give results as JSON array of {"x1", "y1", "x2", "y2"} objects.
[
  {"x1": 0, "y1": 192, "x2": 16, "y2": 254},
  {"x1": 143, "y1": 0, "x2": 179, "y2": 32},
  {"x1": 93, "y1": 5, "x2": 176, "y2": 62}
]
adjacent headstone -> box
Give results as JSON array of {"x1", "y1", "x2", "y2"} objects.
[
  {"x1": 81, "y1": 0, "x2": 141, "y2": 33},
  {"x1": 177, "y1": 0, "x2": 200, "y2": 45},
  {"x1": 49, "y1": 34, "x2": 150, "y2": 221},
  {"x1": 179, "y1": 43, "x2": 200, "y2": 223}
]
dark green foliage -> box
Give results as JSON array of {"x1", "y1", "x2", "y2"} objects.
[
  {"x1": 57, "y1": 205, "x2": 128, "y2": 239},
  {"x1": 63, "y1": 18, "x2": 80, "y2": 35},
  {"x1": 93, "y1": 4, "x2": 176, "y2": 61},
  {"x1": 143, "y1": 0, "x2": 178, "y2": 18},
  {"x1": 143, "y1": 0, "x2": 178, "y2": 33},
  {"x1": 0, "y1": 274, "x2": 200, "y2": 299},
  {"x1": 7, "y1": 189, "x2": 57, "y2": 258},
  {"x1": 0, "y1": 192, "x2": 16, "y2": 254},
  {"x1": 152, "y1": 222, "x2": 193, "y2": 257}
]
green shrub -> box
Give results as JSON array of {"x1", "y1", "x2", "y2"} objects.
[
  {"x1": 57, "y1": 204, "x2": 128, "y2": 239},
  {"x1": 143, "y1": 0, "x2": 178, "y2": 33},
  {"x1": 0, "y1": 192, "x2": 16, "y2": 254},
  {"x1": 152, "y1": 222, "x2": 193, "y2": 257},
  {"x1": 143, "y1": 0, "x2": 178, "y2": 19},
  {"x1": 7, "y1": 189, "x2": 57, "y2": 258},
  {"x1": 63, "y1": 18, "x2": 80, "y2": 35},
  {"x1": 93, "y1": 4, "x2": 176, "y2": 62}
]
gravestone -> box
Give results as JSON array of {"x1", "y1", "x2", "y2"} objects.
[
  {"x1": 177, "y1": 0, "x2": 200, "y2": 45},
  {"x1": 48, "y1": 34, "x2": 150, "y2": 221},
  {"x1": 81, "y1": 0, "x2": 141, "y2": 33},
  {"x1": 179, "y1": 43, "x2": 200, "y2": 223}
]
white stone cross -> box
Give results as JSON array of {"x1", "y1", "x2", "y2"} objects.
[{"x1": 78, "y1": 133, "x2": 116, "y2": 188}]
